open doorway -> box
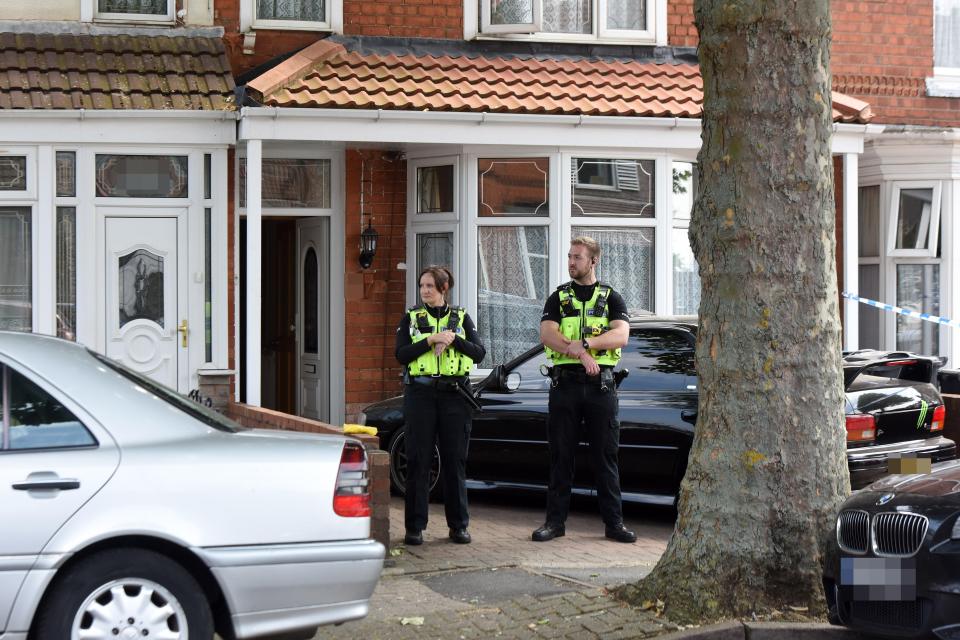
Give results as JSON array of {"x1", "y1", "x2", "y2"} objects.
[{"x1": 239, "y1": 217, "x2": 330, "y2": 420}]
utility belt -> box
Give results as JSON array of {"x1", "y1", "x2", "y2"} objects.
[
  {"x1": 547, "y1": 367, "x2": 628, "y2": 393},
  {"x1": 406, "y1": 374, "x2": 481, "y2": 411},
  {"x1": 409, "y1": 375, "x2": 467, "y2": 388}
]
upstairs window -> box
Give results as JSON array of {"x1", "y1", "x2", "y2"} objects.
[
  {"x1": 930, "y1": 0, "x2": 960, "y2": 95},
  {"x1": 479, "y1": 0, "x2": 659, "y2": 42},
  {"x1": 95, "y1": 0, "x2": 174, "y2": 22},
  {"x1": 253, "y1": 0, "x2": 331, "y2": 29}
]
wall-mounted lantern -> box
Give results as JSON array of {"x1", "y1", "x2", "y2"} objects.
[{"x1": 359, "y1": 221, "x2": 379, "y2": 269}]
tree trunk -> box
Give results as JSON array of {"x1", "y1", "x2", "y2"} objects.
[{"x1": 625, "y1": 0, "x2": 849, "y2": 623}]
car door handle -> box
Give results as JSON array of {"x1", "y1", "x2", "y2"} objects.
[
  {"x1": 12, "y1": 477, "x2": 81, "y2": 491},
  {"x1": 681, "y1": 409, "x2": 698, "y2": 424}
]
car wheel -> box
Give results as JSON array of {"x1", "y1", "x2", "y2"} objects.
[
  {"x1": 388, "y1": 425, "x2": 441, "y2": 499},
  {"x1": 33, "y1": 548, "x2": 213, "y2": 640}
]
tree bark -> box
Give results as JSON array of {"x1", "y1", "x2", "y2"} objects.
[{"x1": 624, "y1": 0, "x2": 849, "y2": 623}]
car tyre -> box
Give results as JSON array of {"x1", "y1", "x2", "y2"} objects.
[
  {"x1": 33, "y1": 547, "x2": 213, "y2": 640},
  {"x1": 388, "y1": 425, "x2": 442, "y2": 500}
]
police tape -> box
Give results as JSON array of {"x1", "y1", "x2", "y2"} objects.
[{"x1": 842, "y1": 292, "x2": 960, "y2": 329}]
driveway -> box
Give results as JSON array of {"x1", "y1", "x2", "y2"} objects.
[{"x1": 316, "y1": 493, "x2": 678, "y2": 639}]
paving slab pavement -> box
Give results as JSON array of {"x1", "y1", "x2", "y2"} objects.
[{"x1": 314, "y1": 494, "x2": 681, "y2": 639}]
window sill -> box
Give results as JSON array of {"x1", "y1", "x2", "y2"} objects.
[
  {"x1": 926, "y1": 75, "x2": 960, "y2": 98},
  {"x1": 250, "y1": 22, "x2": 334, "y2": 33}
]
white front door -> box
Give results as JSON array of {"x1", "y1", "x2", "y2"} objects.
[
  {"x1": 297, "y1": 218, "x2": 330, "y2": 421},
  {"x1": 104, "y1": 216, "x2": 184, "y2": 389}
]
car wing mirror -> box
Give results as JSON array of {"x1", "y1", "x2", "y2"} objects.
[
  {"x1": 505, "y1": 371, "x2": 521, "y2": 391},
  {"x1": 485, "y1": 364, "x2": 521, "y2": 394}
]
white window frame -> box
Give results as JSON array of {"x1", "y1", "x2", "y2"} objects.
[
  {"x1": 0, "y1": 147, "x2": 37, "y2": 201},
  {"x1": 407, "y1": 225, "x2": 461, "y2": 306},
  {"x1": 241, "y1": 0, "x2": 343, "y2": 33},
  {"x1": 408, "y1": 156, "x2": 459, "y2": 223},
  {"x1": 667, "y1": 157, "x2": 698, "y2": 315},
  {"x1": 468, "y1": 0, "x2": 666, "y2": 45},
  {"x1": 886, "y1": 180, "x2": 941, "y2": 258},
  {"x1": 928, "y1": 0, "x2": 960, "y2": 97},
  {"x1": 84, "y1": 0, "x2": 175, "y2": 24}
]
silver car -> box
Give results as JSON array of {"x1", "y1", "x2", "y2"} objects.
[{"x1": 0, "y1": 332, "x2": 384, "y2": 640}]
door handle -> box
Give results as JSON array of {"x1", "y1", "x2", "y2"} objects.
[
  {"x1": 13, "y1": 477, "x2": 80, "y2": 491},
  {"x1": 177, "y1": 319, "x2": 188, "y2": 347},
  {"x1": 681, "y1": 409, "x2": 698, "y2": 424}
]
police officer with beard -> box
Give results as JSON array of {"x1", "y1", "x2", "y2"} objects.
[{"x1": 531, "y1": 236, "x2": 636, "y2": 543}]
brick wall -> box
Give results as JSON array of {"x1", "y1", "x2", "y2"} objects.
[
  {"x1": 226, "y1": 402, "x2": 390, "y2": 547},
  {"x1": 832, "y1": 0, "x2": 960, "y2": 126},
  {"x1": 667, "y1": 0, "x2": 697, "y2": 47},
  {"x1": 344, "y1": 0, "x2": 462, "y2": 39},
  {"x1": 344, "y1": 149, "x2": 408, "y2": 421}
]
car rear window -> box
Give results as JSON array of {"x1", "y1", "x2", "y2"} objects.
[
  {"x1": 618, "y1": 329, "x2": 696, "y2": 391},
  {"x1": 90, "y1": 351, "x2": 245, "y2": 433}
]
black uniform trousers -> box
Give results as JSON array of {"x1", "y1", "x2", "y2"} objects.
[
  {"x1": 545, "y1": 375, "x2": 624, "y2": 528},
  {"x1": 402, "y1": 379, "x2": 472, "y2": 532}
]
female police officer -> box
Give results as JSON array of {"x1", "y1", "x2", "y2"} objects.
[{"x1": 395, "y1": 266, "x2": 485, "y2": 546}]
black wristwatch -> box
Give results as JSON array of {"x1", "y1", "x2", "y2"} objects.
[{"x1": 581, "y1": 338, "x2": 590, "y2": 351}]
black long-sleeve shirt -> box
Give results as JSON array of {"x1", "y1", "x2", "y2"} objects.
[{"x1": 395, "y1": 304, "x2": 486, "y2": 367}]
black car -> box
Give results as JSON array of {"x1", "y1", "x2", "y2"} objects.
[
  {"x1": 362, "y1": 317, "x2": 956, "y2": 505},
  {"x1": 824, "y1": 461, "x2": 960, "y2": 638}
]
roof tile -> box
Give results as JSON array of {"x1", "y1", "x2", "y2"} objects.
[
  {"x1": 0, "y1": 30, "x2": 235, "y2": 110},
  {"x1": 250, "y1": 42, "x2": 870, "y2": 123}
]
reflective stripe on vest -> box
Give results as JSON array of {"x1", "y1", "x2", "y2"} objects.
[
  {"x1": 545, "y1": 283, "x2": 621, "y2": 367},
  {"x1": 407, "y1": 306, "x2": 474, "y2": 376}
]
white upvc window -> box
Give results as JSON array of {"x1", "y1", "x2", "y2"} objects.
[
  {"x1": 407, "y1": 156, "x2": 461, "y2": 305},
  {"x1": 928, "y1": 0, "x2": 960, "y2": 96},
  {"x1": 88, "y1": 0, "x2": 175, "y2": 23},
  {"x1": 472, "y1": 0, "x2": 665, "y2": 44},
  {"x1": 886, "y1": 181, "x2": 941, "y2": 258},
  {"x1": 241, "y1": 0, "x2": 342, "y2": 32}
]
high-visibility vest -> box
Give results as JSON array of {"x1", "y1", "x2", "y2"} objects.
[
  {"x1": 407, "y1": 306, "x2": 474, "y2": 376},
  {"x1": 545, "y1": 282, "x2": 622, "y2": 367}
]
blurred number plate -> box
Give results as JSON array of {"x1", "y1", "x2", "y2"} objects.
[{"x1": 840, "y1": 557, "x2": 917, "y2": 601}]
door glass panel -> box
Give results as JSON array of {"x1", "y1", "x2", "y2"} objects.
[
  {"x1": 417, "y1": 165, "x2": 455, "y2": 213},
  {"x1": 858, "y1": 186, "x2": 880, "y2": 257},
  {"x1": 895, "y1": 188, "x2": 934, "y2": 250},
  {"x1": 896, "y1": 264, "x2": 939, "y2": 354},
  {"x1": 572, "y1": 158, "x2": 655, "y2": 217},
  {"x1": 478, "y1": 157, "x2": 549, "y2": 217},
  {"x1": 607, "y1": 0, "x2": 645, "y2": 30},
  {"x1": 204, "y1": 208, "x2": 213, "y2": 362},
  {"x1": 572, "y1": 226, "x2": 654, "y2": 314},
  {"x1": 304, "y1": 248, "x2": 319, "y2": 354},
  {"x1": 0, "y1": 207, "x2": 32, "y2": 331},
  {"x1": 8, "y1": 367, "x2": 94, "y2": 450},
  {"x1": 672, "y1": 227, "x2": 699, "y2": 315},
  {"x1": 0, "y1": 156, "x2": 27, "y2": 191},
  {"x1": 118, "y1": 249, "x2": 164, "y2": 328},
  {"x1": 239, "y1": 159, "x2": 331, "y2": 208},
  {"x1": 57, "y1": 207, "x2": 77, "y2": 341},
  {"x1": 618, "y1": 330, "x2": 695, "y2": 392},
  {"x1": 96, "y1": 155, "x2": 188, "y2": 198},
  {"x1": 57, "y1": 151, "x2": 76, "y2": 197},
  {"x1": 478, "y1": 226, "x2": 549, "y2": 365}
]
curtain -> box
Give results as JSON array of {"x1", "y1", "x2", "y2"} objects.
[
  {"x1": 573, "y1": 226, "x2": 653, "y2": 314},
  {"x1": 99, "y1": 0, "x2": 166, "y2": 14},
  {"x1": 0, "y1": 208, "x2": 32, "y2": 332},
  {"x1": 606, "y1": 0, "x2": 644, "y2": 30},
  {"x1": 478, "y1": 226, "x2": 549, "y2": 365},
  {"x1": 258, "y1": 0, "x2": 325, "y2": 21},
  {"x1": 671, "y1": 228, "x2": 699, "y2": 315},
  {"x1": 935, "y1": 0, "x2": 960, "y2": 68},
  {"x1": 543, "y1": 0, "x2": 592, "y2": 34}
]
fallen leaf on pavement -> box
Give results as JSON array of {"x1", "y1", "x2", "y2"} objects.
[{"x1": 400, "y1": 617, "x2": 425, "y2": 626}]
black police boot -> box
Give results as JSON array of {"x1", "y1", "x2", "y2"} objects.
[
  {"x1": 404, "y1": 529, "x2": 423, "y2": 546},
  {"x1": 604, "y1": 523, "x2": 637, "y2": 543},
  {"x1": 531, "y1": 523, "x2": 565, "y2": 542},
  {"x1": 449, "y1": 527, "x2": 471, "y2": 544}
]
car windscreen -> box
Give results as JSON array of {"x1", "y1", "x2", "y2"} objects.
[{"x1": 89, "y1": 351, "x2": 245, "y2": 433}]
